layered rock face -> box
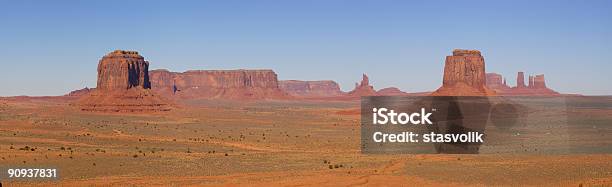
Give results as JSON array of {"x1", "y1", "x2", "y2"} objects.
[
  {"x1": 486, "y1": 72, "x2": 559, "y2": 95},
  {"x1": 97, "y1": 50, "x2": 151, "y2": 90},
  {"x1": 432, "y1": 49, "x2": 495, "y2": 96},
  {"x1": 347, "y1": 74, "x2": 377, "y2": 97},
  {"x1": 279, "y1": 80, "x2": 343, "y2": 97},
  {"x1": 77, "y1": 50, "x2": 171, "y2": 112},
  {"x1": 149, "y1": 69, "x2": 288, "y2": 99}
]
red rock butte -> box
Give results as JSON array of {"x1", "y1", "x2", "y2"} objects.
[
  {"x1": 77, "y1": 50, "x2": 171, "y2": 112},
  {"x1": 149, "y1": 69, "x2": 289, "y2": 100},
  {"x1": 96, "y1": 50, "x2": 151, "y2": 90},
  {"x1": 432, "y1": 49, "x2": 496, "y2": 96}
]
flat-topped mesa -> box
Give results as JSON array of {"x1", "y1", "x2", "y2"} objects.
[
  {"x1": 97, "y1": 50, "x2": 150, "y2": 90},
  {"x1": 433, "y1": 49, "x2": 495, "y2": 96},
  {"x1": 279, "y1": 80, "x2": 344, "y2": 97},
  {"x1": 77, "y1": 50, "x2": 171, "y2": 112},
  {"x1": 149, "y1": 69, "x2": 288, "y2": 99}
]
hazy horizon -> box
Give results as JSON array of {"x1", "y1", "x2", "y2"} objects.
[{"x1": 1, "y1": 0, "x2": 611, "y2": 96}]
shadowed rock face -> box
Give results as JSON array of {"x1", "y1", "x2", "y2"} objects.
[
  {"x1": 279, "y1": 80, "x2": 343, "y2": 97},
  {"x1": 149, "y1": 69, "x2": 288, "y2": 99},
  {"x1": 97, "y1": 50, "x2": 150, "y2": 90},
  {"x1": 433, "y1": 49, "x2": 495, "y2": 96}
]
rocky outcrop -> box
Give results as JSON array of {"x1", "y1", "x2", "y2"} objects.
[
  {"x1": 279, "y1": 80, "x2": 343, "y2": 97},
  {"x1": 149, "y1": 69, "x2": 288, "y2": 99},
  {"x1": 432, "y1": 49, "x2": 495, "y2": 96},
  {"x1": 508, "y1": 72, "x2": 558, "y2": 95},
  {"x1": 486, "y1": 72, "x2": 559, "y2": 95},
  {"x1": 516, "y1": 72, "x2": 526, "y2": 88},
  {"x1": 376, "y1": 87, "x2": 409, "y2": 96},
  {"x1": 533, "y1": 74, "x2": 546, "y2": 89},
  {"x1": 77, "y1": 50, "x2": 171, "y2": 112},
  {"x1": 65, "y1": 87, "x2": 95, "y2": 97},
  {"x1": 96, "y1": 50, "x2": 151, "y2": 90},
  {"x1": 486, "y1": 73, "x2": 511, "y2": 94},
  {"x1": 347, "y1": 74, "x2": 377, "y2": 97}
]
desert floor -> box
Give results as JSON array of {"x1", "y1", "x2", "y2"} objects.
[{"x1": 0, "y1": 97, "x2": 610, "y2": 186}]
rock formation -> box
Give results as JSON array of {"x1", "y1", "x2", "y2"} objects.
[
  {"x1": 97, "y1": 50, "x2": 151, "y2": 90},
  {"x1": 149, "y1": 69, "x2": 288, "y2": 99},
  {"x1": 486, "y1": 72, "x2": 559, "y2": 95},
  {"x1": 485, "y1": 73, "x2": 510, "y2": 90},
  {"x1": 533, "y1": 74, "x2": 546, "y2": 89},
  {"x1": 432, "y1": 49, "x2": 495, "y2": 96},
  {"x1": 77, "y1": 50, "x2": 171, "y2": 112},
  {"x1": 279, "y1": 80, "x2": 343, "y2": 97},
  {"x1": 347, "y1": 74, "x2": 377, "y2": 97},
  {"x1": 376, "y1": 87, "x2": 409, "y2": 96},
  {"x1": 65, "y1": 87, "x2": 95, "y2": 97},
  {"x1": 516, "y1": 72, "x2": 526, "y2": 88}
]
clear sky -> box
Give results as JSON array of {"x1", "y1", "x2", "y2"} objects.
[{"x1": 1, "y1": 0, "x2": 611, "y2": 96}]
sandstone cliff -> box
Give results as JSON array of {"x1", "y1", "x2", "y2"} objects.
[
  {"x1": 149, "y1": 69, "x2": 288, "y2": 100},
  {"x1": 279, "y1": 80, "x2": 344, "y2": 97},
  {"x1": 432, "y1": 49, "x2": 495, "y2": 96},
  {"x1": 77, "y1": 50, "x2": 171, "y2": 112}
]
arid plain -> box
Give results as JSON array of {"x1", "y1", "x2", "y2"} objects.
[{"x1": 1, "y1": 97, "x2": 611, "y2": 186}]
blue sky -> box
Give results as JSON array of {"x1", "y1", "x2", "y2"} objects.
[{"x1": 0, "y1": 0, "x2": 610, "y2": 96}]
